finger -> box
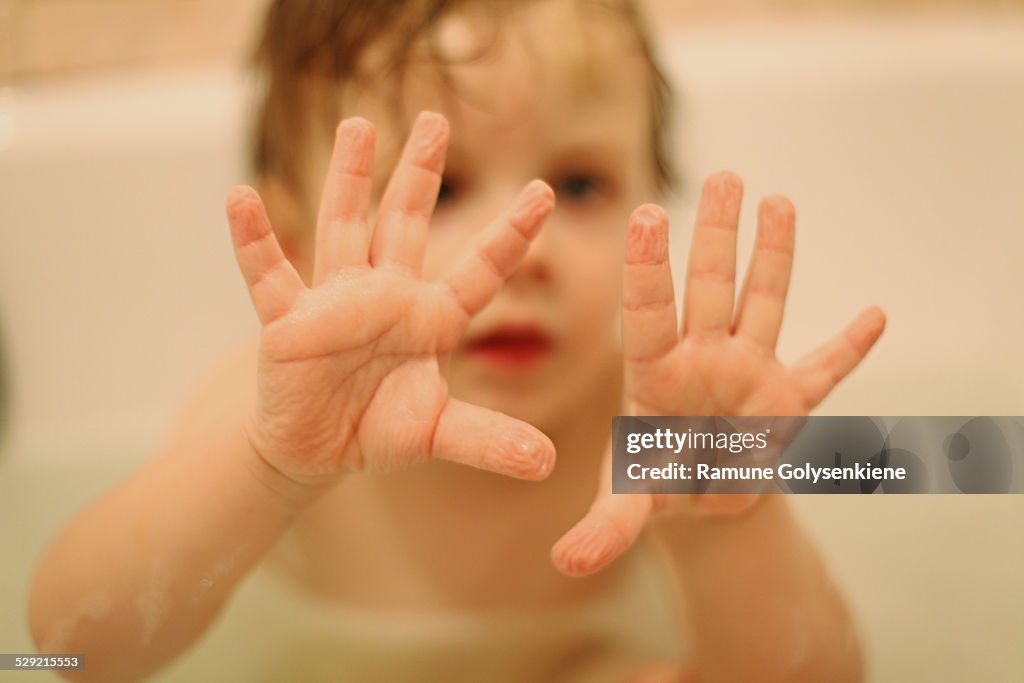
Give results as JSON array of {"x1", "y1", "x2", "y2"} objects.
[
  {"x1": 313, "y1": 117, "x2": 375, "y2": 285},
  {"x1": 226, "y1": 186, "x2": 305, "y2": 325},
  {"x1": 552, "y1": 493, "x2": 653, "y2": 578},
  {"x1": 444, "y1": 180, "x2": 555, "y2": 317},
  {"x1": 682, "y1": 171, "x2": 742, "y2": 339},
  {"x1": 370, "y1": 111, "x2": 449, "y2": 275},
  {"x1": 733, "y1": 195, "x2": 796, "y2": 352},
  {"x1": 551, "y1": 443, "x2": 652, "y2": 577},
  {"x1": 431, "y1": 398, "x2": 555, "y2": 481},
  {"x1": 792, "y1": 306, "x2": 887, "y2": 408},
  {"x1": 622, "y1": 204, "x2": 678, "y2": 363}
]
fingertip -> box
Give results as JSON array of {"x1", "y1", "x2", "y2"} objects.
[
  {"x1": 864, "y1": 305, "x2": 888, "y2": 338},
  {"x1": 627, "y1": 204, "x2": 670, "y2": 264},
  {"x1": 510, "y1": 180, "x2": 556, "y2": 238},
  {"x1": 338, "y1": 116, "x2": 376, "y2": 149},
  {"x1": 410, "y1": 111, "x2": 450, "y2": 170},
  {"x1": 524, "y1": 178, "x2": 556, "y2": 207},
  {"x1": 850, "y1": 306, "x2": 887, "y2": 355},
  {"x1": 526, "y1": 432, "x2": 557, "y2": 481},
  {"x1": 550, "y1": 521, "x2": 625, "y2": 578},
  {"x1": 336, "y1": 116, "x2": 375, "y2": 138},
  {"x1": 225, "y1": 186, "x2": 270, "y2": 248},
  {"x1": 631, "y1": 203, "x2": 669, "y2": 228},
  {"x1": 502, "y1": 430, "x2": 556, "y2": 481},
  {"x1": 758, "y1": 194, "x2": 796, "y2": 224},
  {"x1": 416, "y1": 110, "x2": 449, "y2": 132},
  {"x1": 225, "y1": 185, "x2": 261, "y2": 215},
  {"x1": 550, "y1": 542, "x2": 580, "y2": 577},
  {"x1": 705, "y1": 169, "x2": 744, "y2": 195},
  {"x1": 550, "y1": 531, "x2": 594, "y2": 578},
  {"x1": 866, "y1": 305, "x2": 887, "y2": 327},
  {"x1": 333, "y1": 118, "x2": 376, "y2": 176},
  {"x1": 697, "y1": 171, "x2": 744, "y2": 227}
]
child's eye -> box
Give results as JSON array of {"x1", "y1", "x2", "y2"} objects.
[
  {"x1": 553, "y1": 173, "x2": 606, "y2": 203},
  {"x1": 436, "y1": 176, "x2": 461, "y2": 205}
]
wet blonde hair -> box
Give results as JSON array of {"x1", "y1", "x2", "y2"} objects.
[{"x1": 250, "y1": 0, "x2": 676, "y2": 196}]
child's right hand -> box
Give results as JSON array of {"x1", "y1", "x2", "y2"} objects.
[{"x1": 225, "y1": 112, "x2": 556, "y2": 490}]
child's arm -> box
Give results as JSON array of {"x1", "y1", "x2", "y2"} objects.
[
  {"x1": 28, "y1": 383, "x2": 320, "y2": 683},
  {"x1": 28, "y1": 112, "x2": 556, "y2": 683},
  {"x1": 647, "y1": 496, "x2": 862, "y2": 683},
  {"x1": 622, "y1": 498, "x2": 861, "y2": 683},
  {"x1": 552, "y1": 172, "x2": 885, "y2": 682}
]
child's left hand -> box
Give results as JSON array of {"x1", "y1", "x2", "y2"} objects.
[{"x1": 551, "y1": 171, "x2": 886, "y2": 577}]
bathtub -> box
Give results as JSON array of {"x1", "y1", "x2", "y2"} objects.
[{"x1": 1, "y1": 10, "x2": 1023, "y2": 682}]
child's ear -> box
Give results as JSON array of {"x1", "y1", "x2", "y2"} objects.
[{"x1": 256, "y1": 174, "x2": 313, "y2": 283}]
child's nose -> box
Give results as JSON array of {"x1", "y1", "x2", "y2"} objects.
[{"x1": 507, "y1": 218, "x2": 555, "y2": 287}]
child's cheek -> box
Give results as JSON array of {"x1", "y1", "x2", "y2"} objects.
[
  {"x1": 566, "y1": 237, "x2": 625, "y2": 345},
  {"x1": 421, "y1": 218, "x2": 471, "y2": 281}
]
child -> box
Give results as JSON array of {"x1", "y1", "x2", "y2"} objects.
[{"x1": 29, "y1": 1, "x2": 885, "y2": 681}]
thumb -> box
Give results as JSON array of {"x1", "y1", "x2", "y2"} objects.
[
  {"x1": 431, "y1": 397, "x2": 555, "y2": 481},
  {"x1": 551, "y1": 440, "x2": 653, "y2": 577}
]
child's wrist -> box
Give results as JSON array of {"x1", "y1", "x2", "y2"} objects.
[{"x1": 239, "y1": 416, "x2": 335, "y2": 513}]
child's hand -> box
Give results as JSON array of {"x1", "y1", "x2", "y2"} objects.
[
  {"x1": 552, "y1": 171, "x2": 886, "y2": 576},
  {"x1": 226, "y1": 112, "x2": 556, "y2": 489}
]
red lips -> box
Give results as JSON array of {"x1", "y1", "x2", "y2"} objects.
[{"x1": 465, "y1": 323, "x2": 553, "y2": 370}]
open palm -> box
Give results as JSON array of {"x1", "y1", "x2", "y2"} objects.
[
  {"x1": 553, "y1": 172, "x2": 886, "y2": 576},
  {"x1": 226, "y1": 112, "x2": 556, "y2": 488}
]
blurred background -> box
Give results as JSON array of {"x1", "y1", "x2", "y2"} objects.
[{"x1": 1, "y1": 0, "x2": 1023, "y2": 681}]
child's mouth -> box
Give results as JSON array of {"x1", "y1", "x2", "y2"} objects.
[{"x1": 465, "y1": 324, "x2": 553, "y2": 370}]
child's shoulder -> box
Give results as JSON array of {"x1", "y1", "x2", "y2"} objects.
[{"x1": 164, "y1": 338, "x2": 259, "y2": 449}]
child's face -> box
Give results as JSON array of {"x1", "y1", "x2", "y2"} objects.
[{"x1": 296, "y1": 1, "x2": 658, "y2": 430}]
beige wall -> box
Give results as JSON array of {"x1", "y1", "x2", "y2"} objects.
[
  {"x1": 3, "y1": 0, "x2": 1023, "y2": 81},
  {"x1": 0, "y1": 0, "x2": 261, "y2": 80}
]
